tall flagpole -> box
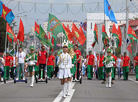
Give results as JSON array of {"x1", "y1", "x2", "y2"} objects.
[{"x1": 126, "y1": 0, "x2": 129, "y2": 53}]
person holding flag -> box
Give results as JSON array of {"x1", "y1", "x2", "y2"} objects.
[
  {"x1": 74, "y1": 44, "x2": 82, "y2": 81},
  {"x1": 25, "y1": 46, "x2": 37, "y2": 87},
  {"x1": 86, "y1": 51, "x2": 95, "y2": 80},
  {"x1": 47, "y1": 51, "x2": 55, "y2": 79},
  {"x1": 38, "y1": 45, "x2": 48, "y2": 79},
  {"x1": 3, "y1": 52, "x2": 12, "y2": 81},
  {"x1": 121, "y1": 52, "x2": 130, "y2": 80},
  {"x1": 98, "y1": 52, "x2": 104, "y2": 80},
  {"x1": 103, "y1": 49, "x2": 115, "y2": 88}
]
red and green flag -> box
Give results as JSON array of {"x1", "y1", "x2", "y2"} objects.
[
  {"x1": 92, "y1": 23, "x2": 98, "y2": 48},
  {"x1": 112, "y1": 23, "x2": 120, "y2": 47},
  {"x1": 17, "y1": 19, "x2": 24, "y2": 42},
  {"x1": 102, "y1": 24, "x2": 109, "y2": 46},
  {"x1": 118, "y1": 26, "x2": 122, "y2": 47},
  {"x1": 35, "y1": 21, "x2": 40, "y2": 39},
  {"x1": 72, "y1": 23, "x2": 86, "y2": 46},
  {"x1": 127, "y1": 38, "x2": 135, "y2": 55},
  {"x1": 127, "y1": 25, "x2": 138, "y2": 42},
  {"x1": 47, "y1": 13, "x2": 66, "y2": 37},
  {"x1": 62, "y1": 23, "x2": 73, "y2": 42},
  {"x1": 6, "y1": 23, "x2": 17, "y2": 43},
  {"x1": 39, "y1": 25, "x2": 53, "y2": 47}
]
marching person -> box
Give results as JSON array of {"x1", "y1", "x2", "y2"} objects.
[
  {"x1": 16, "y1": 47, "x2": 26, "y2": 80},
  {"x1": 3, "y1": 52, "x2": 12, "y2": 80},
  {"x1": 103, "y1": 49, "x2": 115, "y2": 88},
  {"x1": 35, "y1": 52, "x2": 39, "y2": 79},
  {"x1": 134, "y1": 52, "x2": 138, "y2": 81},
  {"x1": 54, "y1": 52, "x2": 59, "y2": 77},
  {"x1": 98, "y1": 52, "x2": 104, "y2": 80},
  {"x1": 121, "y1": 52, "x2": 130, "y2": 80},
  {"x1": 74, "y1": 44, "x2": 81, "y2": 81},
  {"x1": 86, "y1": 51, "x2": 95, "y2": 80},
  {"x1": 47, "y1": 51, "x2": 55, "y2": 79},
  {"x1": 25, "y1": 46, "x2": 37, "y2": 87},
  {"x1": 0, "y1": 55, "x2": 5, "y2": 81},
  {"x1": 102, "y1": 44, "x2": 110, "y2": 84},
  {"x1": 38, "y1": 45, "x2": 48, "y2": 79},
  {"x1": 116, "y1": 54, "x2": 122, "y2": 79},
  {"x1": 112, "y1": 52, "x2": 117, "y2": 81},
  {"x1": 57, "y1": 41, "x2": 72, "y2": 98}
]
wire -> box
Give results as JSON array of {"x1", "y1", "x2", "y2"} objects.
[
  {"x1": 130, "y1": 1, "x2": 138, "y2": 11},
  {"x1": 68, "y1": 5, "x2": 82, "y2": 15},
  {"x1": 52, "y1": 5, "x2": 67, "y2": 14},
  {"x1": 36, "y1": 5, "x2": 51, "y2": 14},
  {"x1": 19, "y1": 2, "x2": 35, "y2": 13}
]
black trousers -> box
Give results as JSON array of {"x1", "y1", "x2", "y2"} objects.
[
  {"x1": 39, "y1": 64, "x2": 46, "y2": 79},
  {"x1": 54, "y1": 66, "x2": 59, "y2": 77},
  {"x1": 73, "y1": 63, "x2": 80, "y2": 80}
]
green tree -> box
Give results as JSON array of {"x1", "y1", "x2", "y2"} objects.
[{"x1": 0, "y1": 17, "x2": 6, "y2": 52}]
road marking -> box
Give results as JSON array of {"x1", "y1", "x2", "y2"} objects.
[
  {"x1": 53, "y1": 82, "x2": 75, "y2": 102},
  {"x1": 129, "y1": 78, "x2": 138, "y2": 83},
  {"x1": 63, "y1": 89, "x2": 75, "y2": 102},
  {"x1": 0, "y1": 80, "x2": 13, "y2": 85}
]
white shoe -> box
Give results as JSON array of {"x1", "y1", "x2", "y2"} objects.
[
  {"x1": 30, "y1": 84, "x2": 33, "y2": 87},
  {"x1": 75, "y1": 78, "x2": 77, "y2": 81},
  {"x1": 23, "y1": 77, "x2": 25, "y2": 80},
  {"x1": 1, "y1": 78, "x2": 3, "y2": 81},
  {"x1": 16, "y1": 78, "x2": 18, "y2": 80}
]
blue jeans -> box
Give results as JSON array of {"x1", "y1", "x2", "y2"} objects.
[
  {"x1": 0, "y1": 68, "x2": 4, "y2": 77},
  {"x1": 17, "y1": 63, "x2": 25, "y2": 79},
  {"x1": 118, "y1": 67, "x2": 121, "y2": 78},
  {"x1": 82, "y1": 66, "x2": 86, "y2": 76}
]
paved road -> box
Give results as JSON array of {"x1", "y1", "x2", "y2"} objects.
[{"x1": 0, "y1": 75, "x2": 138, "y2": 102}]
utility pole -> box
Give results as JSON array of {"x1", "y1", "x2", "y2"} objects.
[{"x1": 126, "y1": 0, "x2": 129, "y2": 53}]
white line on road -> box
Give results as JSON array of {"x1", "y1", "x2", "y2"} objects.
[
  {"x1": 53, "y1": 82, "x2": 75, "y2": 102},
  {"x1": 63, "y1": 89, "x2": 75, "y2": 102},
  {"x1": 129, "y1": 78, "x2": 138, "y2": 84}
]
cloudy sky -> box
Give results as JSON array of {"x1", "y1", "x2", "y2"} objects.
[{"x1": 2, "y1": 0, "x2": 138, "y2": 33}]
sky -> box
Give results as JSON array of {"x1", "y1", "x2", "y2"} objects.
[{"x1": 2, "y1": 0, "x2": 138, "y2": 33}]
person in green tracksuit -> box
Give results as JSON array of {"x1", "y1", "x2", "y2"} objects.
[
  {"x1": 25, "y1": 46, "x2": 37, "y2": 87},
  {"x1": 86, "y1": 51, "x2": 95, "y2": 80},
  {"x1": 47, "y1": 52, "x2": 55, "y2": 79},
  {"x1": 34, "y1": 52, "x2": 39, "y2": 79},
  {"x1": 103, "y1": 49, "x2": 115, "y2": 88},
  {"x1": 98, "y1": 52, "x2": 104, "y2": 80},
  {"x1": 134, "y1": 53, "x2": 138, "y2": 81}
]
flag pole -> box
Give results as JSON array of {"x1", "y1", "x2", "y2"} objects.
[{"x1": 5, "y1": 32, "x2": 7, "y2": 55}]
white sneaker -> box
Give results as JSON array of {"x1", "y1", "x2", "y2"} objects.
[
  {"x1": 23, "y1": 77, "x2": 25, "y2": 80},
  {"x1": 1, "y1": 78, "x2": 3, "y2": 81},
  {"x1": 16, "y1": 78, "x2": 18, "y2": 80},
  {"x1": 75, "y1": 78, "x2": 77, "y2": 81},
  {"x1": 30, "y1": 84, "x2": 33, "y2": 87}
]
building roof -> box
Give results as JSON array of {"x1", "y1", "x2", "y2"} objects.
[{"x1": 120, "y1": 20, "x2": 138, "y2": 27}]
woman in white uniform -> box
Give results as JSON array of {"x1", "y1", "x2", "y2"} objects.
[{"x1": 57, "y1": 41, "x2": 72, "y2": 98}]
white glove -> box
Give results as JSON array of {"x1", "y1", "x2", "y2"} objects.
[
  {"x1": 72, "y1": 64, "x2": 74, "y2": 67},
  {"x1": 26, "y1": 56, "x2": 32, "y2": 61}
]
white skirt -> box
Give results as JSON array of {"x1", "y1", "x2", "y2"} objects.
[{"x1": 58, "y1": 68, "x2": 71, "y2": 79}]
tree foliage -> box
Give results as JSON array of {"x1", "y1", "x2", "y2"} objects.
[{"x1": 0, "y1": 17, "x2": 6, "y2": 53}]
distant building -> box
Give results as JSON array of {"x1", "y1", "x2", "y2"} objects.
[{"x1": 87, "y1": 13, "x2": 138, "y2": 60}]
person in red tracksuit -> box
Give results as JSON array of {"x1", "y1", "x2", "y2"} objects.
[{"x1": 38, "y1": 45, "x2": 48, "y2": 79}]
